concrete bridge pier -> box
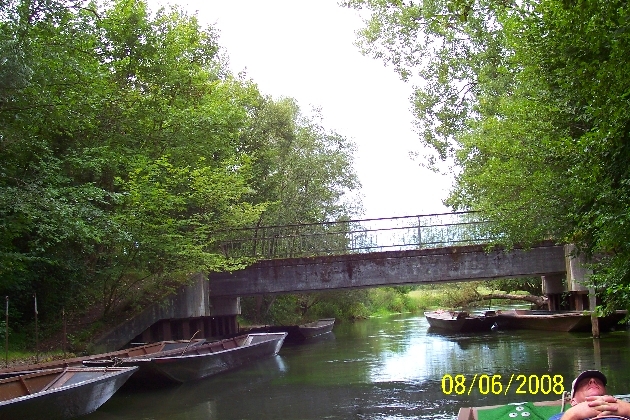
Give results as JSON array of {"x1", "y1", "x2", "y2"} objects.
[
  {"x1": 564, "y1": 244, "x2": 600, "y2": 337},
  {"x1": 542, "y1": 245, "x2": 596, "y2": 312},
  {"x1": 542, "y1": 273, "x2": 564, "y2": 310},
  {"x1": 210, "y1": 296, "x2": 241, "y2": 316},
  {"x1": 565, "y1": 244, "x2": 593, "y2": 311},
  {"x1": 131, "y1": 297, "x2": 241, "y2": 345},
  {"x1": 209, "y1": 296, "x2": 241, "y2": 335},
  {"x1": 93, "y1": 275, "x2": 241, "y2": 352}
]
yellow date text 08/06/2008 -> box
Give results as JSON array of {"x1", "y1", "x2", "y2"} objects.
[{"x1": 441, "y1": 374, "x2": 565, "y2": 396}]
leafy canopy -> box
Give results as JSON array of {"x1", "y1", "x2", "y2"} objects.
[
  {"x1": 0, "y1": 0, "x2": 361, "y2": 325},
  {"x1": 344, "y1": 0, "x2": 630, "y2": 308}
]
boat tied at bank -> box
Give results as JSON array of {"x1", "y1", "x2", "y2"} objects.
[
  {"x1": 84, "y1": 332, "x2": 288, "y2": 384},
  {"x1": 425, "y1": 309, "x2": 628, "y2": 333},
  {"x1": 0, "y1": 366, "x2": 137, "y2": 420}
]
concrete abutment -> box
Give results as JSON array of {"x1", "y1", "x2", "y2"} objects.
[{"x1": 92, "y1": 274, "x2": 241, "y2": 353}]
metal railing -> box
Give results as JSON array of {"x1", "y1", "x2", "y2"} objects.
[{"x1": 216, "y1": 211, "x2": 495, "y2": 260}]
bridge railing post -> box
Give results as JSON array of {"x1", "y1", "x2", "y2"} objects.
[{"x1": 212, "y1": 211, "x2": 496, "y2": 259}]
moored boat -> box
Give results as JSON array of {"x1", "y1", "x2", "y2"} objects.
[
  {"x1": 84, "y1": 332, "x2": 287, "y2": 384},
  {"x1": 0, "y1": 366, "x2": 137, "y2": 420},
  {"x1": 296, "y1": 318, "x2": 336, "y2": 340},
  {"x1": 243, "y1": 318, "x2": 336, "y2": 343},
  {"x1": 425, "y1": 310, "x2": 498, "y2": 333},
  {"x1": 494, "y1": 309, "x2": 628, "y2": 332},
  {"x1": 0, "y1": 339, "x2": 205, "y2": 378}
]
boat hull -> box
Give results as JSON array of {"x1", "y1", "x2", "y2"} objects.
[
  {"x1": 495, "y1": 310, "x2": 628, "y2": 332},
  {"x1": 0, "y1": 366, "x2": 137, "y2": 420},
  {"x1": 425, "y1": 311, "x2": 497, "y2": 333},
  {"x1": 86, "y1": 332, "x2": 287, "y2": 384},
  {"x1": 244, "y1": 318, "x2": 335, "y2": 343},
  {"x1": 149, "y1": 332, "x2": 286, "y2": 383},
  {"x1": 297, "y1": 318, "x2": 336, "y2": 340},
  {"x1": 0, "y1": 339, "x2": 205, "y2": 379}
]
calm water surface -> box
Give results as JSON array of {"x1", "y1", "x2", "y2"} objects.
[{"x1": 86, "y1": 314, "x2": 630, "y2": 419}]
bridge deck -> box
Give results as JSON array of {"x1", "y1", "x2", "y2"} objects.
[{"x1": 208, "y1": 242, "x2": 566, "y2": 297}]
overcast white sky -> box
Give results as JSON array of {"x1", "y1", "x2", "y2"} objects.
[{"x1": 147, "y1": 0, "x2": 453, "y2": 219}]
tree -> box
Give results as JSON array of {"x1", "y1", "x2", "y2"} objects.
[
  {"x1": 243, "y1": 97, "x2": 360, "y2": 225},
  {"x1": 0, "y1": 0, "x2": 265, "y2": 323},
  {"x1": 224, "y1": 96, "x2": 362, "y2": 258},
  {"x1": 344, "y1": 0, "x2": 630, "y2": 309},
  {"x1": 0, "y1": 0, "x2": 363, "y2": 333}
]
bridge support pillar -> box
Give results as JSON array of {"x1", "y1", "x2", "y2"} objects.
[
  {"x1": 565, "y1": 244, "x2": 594, "y2": 310},
  {"x1": 565, "y1": 245, "x2": 591, "y2": 293},
  {"x1": 208, "y1": 297, "x2": 240, "y2": 337},
  {"x1": 209, "y1": 297, "x2": 241, "y2": 316},
  {"x1": 542, "y1": 274, "x2": 564, "y2": 311},
  {"x1": 565, "y1": 244, "x2": 599, "y2": 337}
]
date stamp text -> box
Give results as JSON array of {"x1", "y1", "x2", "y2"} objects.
[{"x1": 441, "y1": 374, "x2": 565, "y2": 396}]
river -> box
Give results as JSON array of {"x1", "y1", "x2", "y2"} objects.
[{"x1": 86, "y1": 313, "x2": 630, "y2": 419}]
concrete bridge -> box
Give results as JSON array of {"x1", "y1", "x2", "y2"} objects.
[
  {"x1": 207, "y1": 241, "x2": 567, "y2": 297},
  {"x1": 95, "y1": 212, "x2": 590, "y2": 351},
  {"x1": 207, "y1": 212, "x2": 585, "y2": 300}
]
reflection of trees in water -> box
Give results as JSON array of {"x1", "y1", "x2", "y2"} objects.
[
  {"x1": 89, "y1": 355, "x2": 287, "y2": 420},
  {"x1": 89, "y1": 316, "x2": 630, "y2": 420},
  {"x1": 421, "y1": 330, "x2": 606, "y2": 382}
]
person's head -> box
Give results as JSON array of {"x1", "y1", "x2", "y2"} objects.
[{"x1": 570, "y1": 370, "x2": 607, "y2": 405}]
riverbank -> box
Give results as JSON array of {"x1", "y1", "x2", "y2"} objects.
[
  {"x1": 4, "y1": 281, "x2": 535, "y2": 359},
  {"x1": 239, "y1": 281, "x2": 534, "y2": 327},
  {"x1": 0, "y1": 350, "x2": 72, "y2": 369}
]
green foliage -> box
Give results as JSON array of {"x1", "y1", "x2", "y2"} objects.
[
  {"x1": 0, "y1": 320, "x2": 8, "y2": 344},
  {"x1": 0, "y1": 0, "x2": 361, "y2": 336},
  {"x1": 407, "y1": 286, "x2": 451, "y2": 309},
  {"x1": 237, "y1": 98, "x2": 361, "y2": 257},
  {"x1": 367, "y1": 287, "x2": 415, "y2": 315},
  {"x1": 345, "y1": 0, "x2": 630, "y2": 308},
  {"x1": 0, "y1": 0, "x2": 259, "y2": 319},
  {"x1": 440, "y1": 282, "x2": 483, "y2": 308},
  {"x1": 241, "y1": 287, "x2": 424, "y2": 325},
  {"x1": 241, "y1": 281, "x2": 546, "y2": 326},
  {"x1": 485, "y1": 277, "x2": 542, "y2": 296},
  {"x1": 241, "y1": 290, "x2": 372, "y2": 325}
]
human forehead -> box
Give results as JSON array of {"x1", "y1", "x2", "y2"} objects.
[{"x1": 576, "y1": 376, "x2": 605, "y2": 389}]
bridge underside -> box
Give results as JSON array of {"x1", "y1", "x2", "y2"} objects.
[{"x1": 208, "y1": 242, "x2": 566, "y2": 298}]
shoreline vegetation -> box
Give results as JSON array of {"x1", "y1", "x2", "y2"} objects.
[
  {"x1": 238, "y1": 280, "x2": 541, "y2": 327},
  {"x1": 2, "y1": 280, "x2": 542, "y2": 366}
]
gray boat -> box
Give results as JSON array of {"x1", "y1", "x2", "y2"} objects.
[
  {"x1": 0, "y1": 366, "x2": 137, "y2": 420},
  {"x1": 245, "y1": 318, "x2": 336, "y2": 343},
  {"x1": 85, "y1": 332, "x2": 287, "y2": 384},
  {"x1": 0, "y1": 339, "x2": 205, "y2": 379}
]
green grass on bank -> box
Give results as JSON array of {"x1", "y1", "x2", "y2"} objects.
[
  {"x1": 0, "y1": 349, "x2": 74, "y2": 369},
  {"x1": 407, "y1": 283, "x2": 533, "y2": 312}
]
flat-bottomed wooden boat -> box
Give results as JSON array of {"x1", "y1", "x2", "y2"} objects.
[
  {"x1": 0, "y1": 339, "x2": 205, "y2": 378},
  {"x1": 243, "y1": 318, "x2": 335, "y2": 343},
  {"x1": 84, "y1": 332, "x2": 287, "y2": 384},
  {"x1": 0, "y1": 366, "x2": 137, "y2": 420},
  {"x1": 494, "y1": 309, "x2": 628, "y2": 332},
  {"x1": 425, "y1": 310, "x2": 498, "y2": 333},
  {"x1": 296, "y1": 318, "x2": 336, "y2": 340}
]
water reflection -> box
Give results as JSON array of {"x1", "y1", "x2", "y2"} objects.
[
  {"x1": 88, "y1": 355, "x2": 286, "y2": 420},
  {"x1": 85, "y1": 314, "x2": 630, "y2": 420}
]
